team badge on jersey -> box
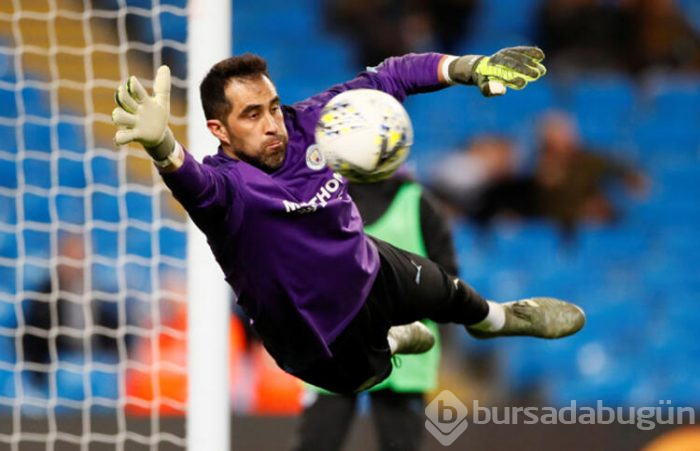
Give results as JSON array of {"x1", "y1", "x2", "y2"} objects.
[{"x1": 305, "y1": 144, "x2": 326, "y2": 170}]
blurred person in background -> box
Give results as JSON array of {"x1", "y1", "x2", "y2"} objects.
[
  {"x1": 529, "y1": 110, "x2": 647, "y2": 233},
  {"x1": 22, "y1": 234, "x2": 123, "y2": 384},
  {"x1": 324, "y1": 0, "x2": 478, "y2": 66},
  {"x1": 293, "y1": 170, "x2": 458, "y2": 451},
  {"x1": 626, "y1": 0, "x2": 700, "y2": 75},
  {"x1": 536, "y1": 0, "x2": 633, "y2": 75},
  {"x1": 461, "y1": 111, "x2": 647, "y2": 236},
  {"x1": 428, "y1": 134, "x2": 521, "y2": 219},
  {"x1": 537, "y1": 0, "x2": 700, "y2": 77}
]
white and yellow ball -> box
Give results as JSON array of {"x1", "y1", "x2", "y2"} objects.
[{"x1": 314, "y1": 89, "x2": 413, "y2": 182}]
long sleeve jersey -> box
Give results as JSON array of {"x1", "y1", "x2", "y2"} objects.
[{"x1": 161, "y1": 53, "x2": 447, "y2": 372}]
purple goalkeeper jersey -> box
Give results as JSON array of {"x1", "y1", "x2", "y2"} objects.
[{"x1": 161, "y1": 53, "x2": 446, "y2": 371}]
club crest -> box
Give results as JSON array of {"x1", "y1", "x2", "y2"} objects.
[{"x1": 305, "y1": 144, "x2": 326, "y2": 170}]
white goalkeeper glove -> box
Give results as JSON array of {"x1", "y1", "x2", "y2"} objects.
[
  {"x1": 112, "y1": 65, "x2": 177, "y2": 164},
  {"x1": 447, "y1": 46, "x2": 547, "y2": 97}
]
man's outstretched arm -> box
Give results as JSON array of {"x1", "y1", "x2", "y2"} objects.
[
  {"x1": 111, "y1": 66, "x2": 234, "y2": 220},
  {"x1": 301, "y1": 46, "x2": 547, "y2": 111}
]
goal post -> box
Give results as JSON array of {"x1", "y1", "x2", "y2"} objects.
[{"x1": 186, "y1": 0, "x2": 231, "y2": 449}]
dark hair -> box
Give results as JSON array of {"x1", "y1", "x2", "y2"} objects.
[{"x1": 200, "y1": 53, "x2": 271, "y2": 121}]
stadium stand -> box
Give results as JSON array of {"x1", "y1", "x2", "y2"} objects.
[{"x1": 3, "y1": 0, "x2": 699, "y2": 422}]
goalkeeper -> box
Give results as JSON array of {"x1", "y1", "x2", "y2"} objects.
[{"x1": 112, "y1": 47, "x2": 585, "y2": 394}]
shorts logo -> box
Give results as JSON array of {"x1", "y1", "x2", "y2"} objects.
[
  {"x1": 410, "y1": 260, "x2": 422, "y2": 285},
  {"x1": 305, "y1": 144, "x2": 326, "y2": 170}
]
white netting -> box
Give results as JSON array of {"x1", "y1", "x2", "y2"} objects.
[{"x1": 0, "y1": 0, "x2": 190, "y2": 448}]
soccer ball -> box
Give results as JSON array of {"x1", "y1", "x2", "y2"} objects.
[{"x1": 314, "y1": 89, "x2": 413, "y2": 182}]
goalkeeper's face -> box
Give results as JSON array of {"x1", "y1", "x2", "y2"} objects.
[{"x1": 213, "y1": 75, "x2": 289, "y2": 172}]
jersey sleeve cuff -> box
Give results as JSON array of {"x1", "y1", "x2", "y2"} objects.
[{"x1": 441, "y1": 55, "x2": 459, "y2": 85}]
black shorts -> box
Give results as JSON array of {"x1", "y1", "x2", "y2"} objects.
[{"x1": 294, "y1": 237, "x2": 488, "y2": 394}]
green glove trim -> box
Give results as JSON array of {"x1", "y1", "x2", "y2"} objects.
[
  {"x1": 146, "y1": 128, "x2": 176, "y2": 162},
  {"x1": 448, "y1": 46, "x2": 547, "y2": 97}
]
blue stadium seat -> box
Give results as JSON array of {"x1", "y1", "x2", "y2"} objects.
[
  {"x1": 92, "y1": 192, "x2": 120, "y2": 223},
  {"x1": 58, "y1": 157, "x2": 86, "y2": 189},
  {"x1": 571, "y1": 75, "x2": 636, "y2": 117},
  {"x1": 658, "y1": 373, "x2": 700, "y2": 408},
  {"x1": 159, "y1": 227, "x2": 186, "y2": 261},
  {"x1": 464, "y1": 0, "x2": 542, "y2": 47},
  {"x1": 504, "y1": 336, "x2": 582, "y2": 393},
  {"x1": 0, "y1": 335, "x2": 15, "y2": 366},
  {"x1": 581, "y1": 296, "x2": 651, "y2": 348},
  {"x1": 550, "y1": 341, "x2": 642, "y2": 406},
  {"x1": 23, "y1": 123, "x2": 52, "y2": 154},
  {"x1": 575, "y1": 224, "x2": 652, "y2": 265},
  {"x1": 90, "y1": 368, "x2": 120, "y2": 401},
  {"x1": 0, "y1": 368, "x2": 15, "y2": 402},
  {"x1": 655, "y1": 165, "x2": 700, "y2": 194},
  {"x1": 159, "y1": 11, "x2": 187, "y2": 44},
  {"x1": 23, "y1": 158, "x2": 52, "y2": 190},
  {"x1": 16, "y1": 371, "x2": 50, "y2": 416},
  {"x1": 0, "y1": 157, "x2": 16, "y2": 190},
  {"x1": 0, "y1": 298, "x2": 16, "y2": 328},
  {"x1": 0, "y1": 230, "x2": 17, "y2": 261},
  {"x1": 660, "y1": 226, "x2": 700, "y2": 268},
  {"x1": 634, "y1": 75, "x2": 700, "y2": 162},
  {"x1": 502, "y1": 339, "x2": 548, "y2": 391},
  {"x1": 485, "y1": 78, "x2": 557, "y2": 132},
  {"x1": 57, "y1": 121, "x2": 86, "y2": 153},
  {"x1": 126, "y1": 192, "x2": 153, "y2": 223},
  {"x1": 23, "y1": 193, "x2": 51, "y2": 224},
  {"x1": 92, "y1": 228, "x2": 119, "y2": 260},
  {"x1": 125, "y1": 262, "x2": 152, "y2": 293},
  {"x1": 56, "y1": 367, "x2": 86, "y2": 402},
  {"x1": 570, "y1": 74, "x2": 636, "y2": 151},
  {"x1": 55, "y1": 194, "x2": 85, "y2": 225},
  {"x1": 0, "y1": 87, "x2": 17, "y2": 119},
  {"x1": 126, "y1": 226, "x2": 152, "y2": 259},
  {"x1": 645, "y1": 331, "x2": 700, "y2": 405},
  {"x1": 0, "y1": 124, "x2": 16, "y2": 153},
  {"x1": 92, "y1": 262, "x2": 121, "y2": 294},
  {"x1": 486, "y1": 220, "x2": 561, "y2": 273},
  {"x1": 90, "y1": 155, "x2": 119, "y2": 188},
  {"x1": 633, "y1": 116, "x2": 700, "y2": 161},
  {"x1": 643, "y1": 74, "x2": 700, "y2": 121},
  {"x1": 0, "y1": 264, "x2": 15, "y2": 298},
  {"x1": 21, "y1": 87, "x2": 52, "y2": 119},
  {"x1": 0, "y1": 46, "x2": 16, "y2": 83},
  {"x1": 0, "y1": 195, "x2": 17, "y2": 226}
]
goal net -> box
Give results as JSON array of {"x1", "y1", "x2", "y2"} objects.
[{"x1": 0, "y1": 0, "x2": 199, "y2": 448}]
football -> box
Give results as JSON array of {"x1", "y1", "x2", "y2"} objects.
[{"x1": 314, "y1": 89, "x2": 413, "y2": 182}]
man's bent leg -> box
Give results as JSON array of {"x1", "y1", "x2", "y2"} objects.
[
  {"x1": 369, "y1": 238, "x2": 585, "y2": 339},
  {"x1": 294, "y1": 301, "x2": 394, "y2": 394},
  {"x1": 368, "y1": 238, "x2": 490, "y2": 326},
  {"x1": 387, "y1": 322, "x2": 435, "y2": 355}
]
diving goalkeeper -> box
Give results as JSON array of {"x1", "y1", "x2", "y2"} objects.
[{"x1": 112, "y1": 47, "x2": 585, "y2": 394}]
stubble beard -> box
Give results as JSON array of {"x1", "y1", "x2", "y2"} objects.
[{"x1": 233, "y1": 137, "x2": 288, "y2": 173}]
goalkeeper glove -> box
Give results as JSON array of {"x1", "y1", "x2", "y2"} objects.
[
  {"x1": 112, "y1": 65, "x2": 177, "y2": 165},
  {"x1": 447, "y1": 46, "x2": 546, "y2": 97}
]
